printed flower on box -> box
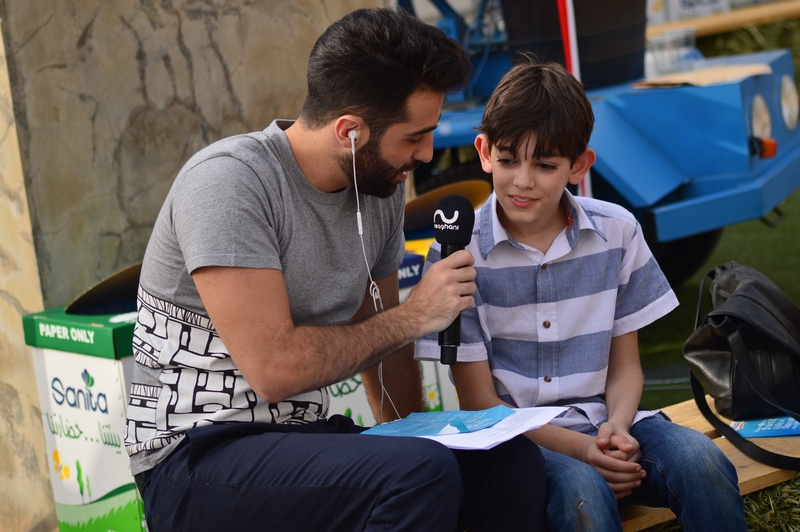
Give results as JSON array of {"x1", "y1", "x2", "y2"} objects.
[{"x1": 53, "y1": 450, "x2": 70, "y2": 480}]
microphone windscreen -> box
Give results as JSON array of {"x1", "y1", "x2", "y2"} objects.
[{"x1": 433, "y1": 195, "x2": 475, "y2": 246}]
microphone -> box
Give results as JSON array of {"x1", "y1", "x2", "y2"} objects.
[{"x1": 433, "y1": 195, "x2": 475, "y2": 365}]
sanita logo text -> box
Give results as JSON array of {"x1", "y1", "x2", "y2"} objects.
[
  {"x1": 51, "y1": 369, "x2": 108, "y2": 415},
  {"x1": 434, "y1": 223, "x2": 459, "y2": 231}
]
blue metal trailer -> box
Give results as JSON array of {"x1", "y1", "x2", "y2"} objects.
[{"x1": 401, "y1": 0, "x2": 800, "y2": 285}]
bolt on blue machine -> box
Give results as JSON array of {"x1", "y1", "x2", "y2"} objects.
[{"x1": 400, "y1": 0, "x2": 800, "y2": 286}]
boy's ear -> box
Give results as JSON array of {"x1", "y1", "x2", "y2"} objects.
[
  {"x1": 474, "y1": 134, "x2": 493, "y2": 174},
  {"x1": 568, "y1": 148, "x2": 596, "y2": 185}
]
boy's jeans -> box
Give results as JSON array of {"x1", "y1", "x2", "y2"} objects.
[{"x1": 542, "y1": 416, "x2": 747, "y2": 532}]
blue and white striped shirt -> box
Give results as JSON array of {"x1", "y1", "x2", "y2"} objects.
[{"x1": 415, "y1": 190, "x2": 679, "y2": 433}]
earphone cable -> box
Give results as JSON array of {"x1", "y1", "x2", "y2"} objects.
[
  {"x1": 352, "y1": 139, "x2": 383, "y2": 314},
  {"x1": 351, "y1": 138, "x2": 397, "y2": 423}
]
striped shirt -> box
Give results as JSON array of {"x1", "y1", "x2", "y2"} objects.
[{"x1": 415, "y1": 191, "x2": 679, "y2": 434}]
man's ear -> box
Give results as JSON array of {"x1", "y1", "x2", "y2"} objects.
[
  {"x1": 568, "y1": 148, "x2": 596, "y2": 185},
  {"x1": 334, "y1": 116, "x2": 370, "y2": 150},
  {"x1": 474, "y1": 134, "x2": 494, "y2": 174}
]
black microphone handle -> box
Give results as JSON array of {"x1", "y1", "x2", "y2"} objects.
[
  {"x1": 439, "y1": 243, "x2": 463, "y2": 260},
  {"x1": 438, "y1": 243, "x2": 465, "y2": 365},
  {"x1": 439, "y1": 314, "x2": 460, "y2": 365}
]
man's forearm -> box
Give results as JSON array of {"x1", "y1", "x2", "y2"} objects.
[
  {"x1": 194, "y1": 253, "x2": 476, "y2": 406},
  {"x1": 265, "y1": 303, "x2": 428, "y2": 404},
  {"x1": 279, "y1": 253, "x2": 475, "y2": 407},
  {"x1": 360, "y1": 343, "x2": 425, "y2": 423}
]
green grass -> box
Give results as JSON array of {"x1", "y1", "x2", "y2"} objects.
[{"x1": 697, "y1": 16, "x2": 800, "y2": 85}]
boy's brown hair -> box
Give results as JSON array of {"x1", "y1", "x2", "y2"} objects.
[{"x1": 477, "y1": 55, "x2": 594, "y2": 164}]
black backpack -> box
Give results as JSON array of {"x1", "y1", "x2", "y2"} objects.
[{"x1": 683, "y1": 261, "x2": 800, "y2": 471}]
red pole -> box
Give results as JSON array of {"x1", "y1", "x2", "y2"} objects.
[
  {"x1": 556, "y1": 0, "x2": 593, "y2": 197},
  {"x1": 557, "y1": 0, "x2": 573, "y2": 74}
]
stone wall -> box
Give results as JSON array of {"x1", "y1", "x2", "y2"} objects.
[
  {"x1": 0, "y1": 1, "x2": 382, "y2": 530},
  {"x1": 0, "y1": 27, "x2": 53, "y2": 532},
  {"x1": 5, "y1": 0, "x2": 381, "y2": 308}
]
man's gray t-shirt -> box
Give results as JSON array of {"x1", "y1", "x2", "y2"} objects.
[{"x1": 125, "y1": 120, "x2": 406, "y2": 474}]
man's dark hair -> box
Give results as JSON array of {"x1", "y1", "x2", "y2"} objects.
[
  {"x1": 300, "y1": 7, "x2": 471, "y2": 139},
  {"x1": 478, "y1": 55, "x2": 594, "y2": 164}
]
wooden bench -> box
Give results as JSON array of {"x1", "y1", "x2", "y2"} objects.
[{"x1": 619, "y1": 396, "x2": 799, "y2": 531}]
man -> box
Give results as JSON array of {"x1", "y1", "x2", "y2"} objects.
[{"x1": 125, "y1": 7, "x2": 546, "y2": 531}]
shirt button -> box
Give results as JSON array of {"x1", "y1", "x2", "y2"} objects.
[
  {"x1": 543, "y1": 321, "x2": 551, "y2": 329},
  {"x1": 544, "y1": 376, "x2": 552, "y2": 383},
  {"x1": 541, "y1": 263, "x2": 548, "y2": 270}
]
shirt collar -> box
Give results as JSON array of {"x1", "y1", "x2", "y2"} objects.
[{"x1": 477, "y1": 189, "x2": 607, "y2": 260}]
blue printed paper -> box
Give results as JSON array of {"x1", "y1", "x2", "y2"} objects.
[
  {"x1": 730, "y1": 416, "x2": 800, "y2": 438},
  {"x1": 362, "y1": 405, "x2": 514, "y2": 437}
]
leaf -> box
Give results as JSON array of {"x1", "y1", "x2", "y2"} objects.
[
  {"x1": 76, "y1": 460, "x2": 84, "y2": 496},
  {"x1": 81, "y1": 369, "x2": 94, "y2": 388}
]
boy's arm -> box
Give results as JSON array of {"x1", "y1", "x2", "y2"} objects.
[
  {"x1": 597, "y1": 330, "x2": 644, "y2": 459},
  {"x1": 358, "y1": 272, "x2": 425, "y2": 422},
  {"x1": 450, "y1": 359, "x2": 506, "y2": 411},
  {"x1": 593, "y1": 330, "x2": 647, "y2": 497},
  {"x1": 453, "y1": 358, "x2": 645, "y2": 498}
]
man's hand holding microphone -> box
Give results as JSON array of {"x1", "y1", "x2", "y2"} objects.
[{"x1": 403, "y1": 195, "x2": 476, "y2": 364}]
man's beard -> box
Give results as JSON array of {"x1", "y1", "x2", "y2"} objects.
[{"x1": 338, "y1": 138, "x2": 418, "y2": 199}]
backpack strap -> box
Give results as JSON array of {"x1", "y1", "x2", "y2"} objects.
[{"x1": 690, "y1": 372, "x2": 800, "y2": 471}]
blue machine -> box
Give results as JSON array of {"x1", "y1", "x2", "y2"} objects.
[
  {"x1": 400, "y1": 0, "x2": 800, "y2": 285},
  {"x1": 589, "y1": 51, "x2": 799, "y2": 242}
]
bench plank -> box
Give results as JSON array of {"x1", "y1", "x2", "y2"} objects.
[
  {"x1": 620, "y1": 397, "x2": 798, "y2": 531},
  {"x1": 621, "y1": 506, "x2": 675, "y2": 532},
  {"x1": 719, "y1": 438, "x2": 798, "y2": 495}
]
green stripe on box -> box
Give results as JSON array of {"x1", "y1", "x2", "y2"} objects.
[
  {"x1": 55, "y1": 485, "x2": 144, "y2": 532},
  {"x1": 23, "y1": 307, "x2": 134, "y2": 359}
]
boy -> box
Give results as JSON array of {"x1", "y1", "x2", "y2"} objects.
[{"x1": 416, "y1": 57, "x2": 746, "y2": 531}]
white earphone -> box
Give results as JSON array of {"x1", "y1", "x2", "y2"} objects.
[
  {"x1": 347, "y1": 126, "x2": 395, "y2": 422},
  {"x1": 348, "y1": 126, "x2": 385, "y2": 339},
  {"x1": 348, "y1": 129, "x2": 357, "y2": 153}
]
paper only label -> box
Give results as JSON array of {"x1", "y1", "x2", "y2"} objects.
[{"x1": 38, "y1": 323, "x2": 96, "y2": 344}]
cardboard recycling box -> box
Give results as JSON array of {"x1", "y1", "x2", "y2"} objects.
[{"x1": 23, "y1": 264, "x2": 145, "y2": 532}]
